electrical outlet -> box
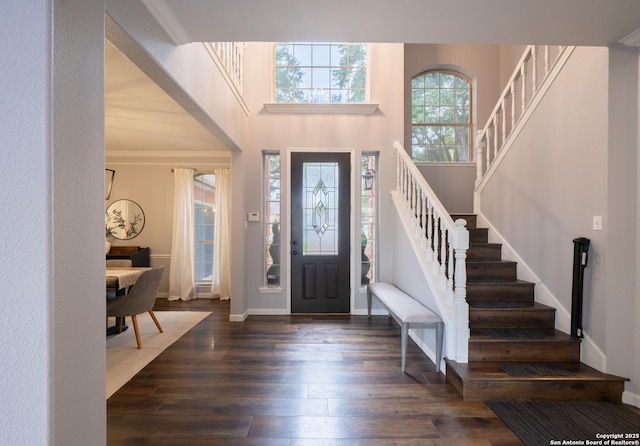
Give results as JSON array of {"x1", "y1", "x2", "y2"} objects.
[{"x1": 593, "y1": 215, "x2": 603, "y2": 231}]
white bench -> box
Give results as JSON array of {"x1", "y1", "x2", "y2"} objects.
[{"x1": 367, "y1": 282, "x2": 444, "y2": 373}]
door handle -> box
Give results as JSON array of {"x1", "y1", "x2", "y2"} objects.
[{"x1": 292, "y1": 250, "x2": 298, "y2": 255}]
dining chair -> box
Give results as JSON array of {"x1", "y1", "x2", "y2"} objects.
[{"x1": 106, "y1": 266, "x2": 164, "y2": 349}]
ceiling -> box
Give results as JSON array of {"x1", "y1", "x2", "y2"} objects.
[
  {"x1": 106, "y1": 0, "x2": 640, "y2": 159},
  {"x1": 104, "y1": 41, "x2": 229, "y2": 159},
  {"x1": 151, "y1": 0, "x2": 640, "y2": 46}
]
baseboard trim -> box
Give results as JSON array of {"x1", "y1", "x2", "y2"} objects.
[
  {"x1": 622, "y1": 390, "x2": 640, "y2": 409},
  {"x1": 409, "y1": 330, "x2": 446, "y2": 375},
  {"x1": 229, "y1": 310, "x2": 249, "y2": 322}
]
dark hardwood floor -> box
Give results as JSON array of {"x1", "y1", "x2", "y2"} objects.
[{"x1": 107, "y1": 298, "x2": 523, "y2": 445}]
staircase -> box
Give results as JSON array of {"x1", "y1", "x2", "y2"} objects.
[{"x1": 445, "y1": 214, "x2": 628, "y2": 402}]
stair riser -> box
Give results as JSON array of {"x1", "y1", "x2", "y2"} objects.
[
  {"x1": 467, "y1": 244, "x2": 502, "y2": 260},
  {"x1": 466, "y1": 283, "x2": 535, "y2": 303},
  {"x1": 467, "y1": 262, "x2": 517, "y2": 282},
  {"x1": 451, "y1": 378, "x2": 625, "y2": 402},
  {"x1": 469, "y1": 341, "x2": 580, "y2": 362},
  {"x1": 468, "y1": 228, "x2": 488, "y2": 244},
  {"x1": 469, "y1": 309, "x2": 556, "y2": 330}
]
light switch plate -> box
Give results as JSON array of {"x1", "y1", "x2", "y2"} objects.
[
  {"x1": 593, "y1": 215, "x2": 603, "y2": 231},
  {"x1": 247, "y1": 212, "x2": 260, "y2": 222}
]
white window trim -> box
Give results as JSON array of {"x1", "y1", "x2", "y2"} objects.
[
  {"x1": 263, "y1": 102, "x2": 379, "y2": 114},
  {"x1": 269, "y1": 43, "x2": 376, "y2": 114}
]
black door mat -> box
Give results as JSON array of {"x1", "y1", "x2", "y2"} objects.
[{"x1": 487, "y1": 400, "x2": 640, "y2": 446}]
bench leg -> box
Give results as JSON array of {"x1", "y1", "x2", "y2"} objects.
[
  {"x1": 401, "y1": 323, "x2": 408, "y2": 373},
  {"x1": 367, "y1": 289, "x2": 372, "y2": 318},
  {"x1": 435, "y1": 322, "x2": 444, "y2": 373}
]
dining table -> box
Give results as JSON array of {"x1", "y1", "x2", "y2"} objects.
[{"x1": 106, "y1": 267, "x2": 150, "y2": 336}]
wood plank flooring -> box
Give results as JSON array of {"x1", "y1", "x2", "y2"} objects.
[{"x1": 107, "y1": 299, "x2": 523, "y2": 445}]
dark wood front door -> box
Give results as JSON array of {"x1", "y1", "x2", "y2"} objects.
[{"x1": 290, "y1": 152, "x2": 351, "y2": 313}]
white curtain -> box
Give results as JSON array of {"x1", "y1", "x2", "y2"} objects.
[
  {"x1": 168, "y1": 168, "x2": 196, "y2": 301},
  {"x1": 212, "y1": 168, "x2": 231, "y2": 300}
]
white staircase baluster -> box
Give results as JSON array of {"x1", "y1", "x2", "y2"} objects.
[
  {"x1": 532, "y1": 46, "x2": 539, "y2": 94},
  {"x1": 521, "y1": 63, "x2": 527, "y2": 112},
  {"x1": 427, "y1": 203, "x2": 433, "y2": 261},
  {"x1": 393, "y1": 142, "x2": 469, "y2": 364},
  {"x1": 511, "y1": 81, "x2": 516, "y2": 129},
  {"x1": 439, "y1": 218, "x2": 447, "y2": 287},
  {"x1": 447, "y1": 229, "x2": 454, "y2": 301},
  {"x1": 433, "y1": 214, "x2": 440, "y2": 273},
  {"x1": 475, "y1": 130, "x2": 485, "y2": 181},
  {"x1": 420, "y1": 192, "x2": 427, "y2": 247}
]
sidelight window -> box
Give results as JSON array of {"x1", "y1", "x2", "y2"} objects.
[
  {"x1": 361, "y1": 152, "x2": 377, "y2": 286},
  {"x1": 264, "y1": 153, "x2": 281, "y2": 286}
]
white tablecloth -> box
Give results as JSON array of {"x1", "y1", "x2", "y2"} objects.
[{"x1": 105, "y1": 268, "x2": 148, "y2": 290}]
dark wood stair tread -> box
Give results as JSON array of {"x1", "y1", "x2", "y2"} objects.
[
  {"x1": 446, "y1": 359, "x2": 628, "y2": 401},
  {"x1": 448, "y1": 214, "x2": 625, "y2": 402},
  {"x1": 448, "y1": 360, "x2": 628, "y2": 381},
  {"x1": 470, "y1": 328, "x2": 572, "y2": 341}
]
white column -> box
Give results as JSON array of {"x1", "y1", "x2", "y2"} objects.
[{"x1": 1, "y1": 1, "x2": 106, "y2": 444}]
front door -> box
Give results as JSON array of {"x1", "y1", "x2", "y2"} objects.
[{"x1": 290, "y1": 152, "x2": 351, "y2": 313}]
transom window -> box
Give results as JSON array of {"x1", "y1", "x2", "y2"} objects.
[
  {"x1": 411, "y1": 70, "x2": 471, "y2": 162},
  {"x1": 274, "y1": 43, "x2": 367, "y2": 103}
]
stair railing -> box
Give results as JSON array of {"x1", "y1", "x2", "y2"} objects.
[
  {"x1": 204, "y1": 42, "x2": 244, "y2": 94},
  {"x1": 475, "y1": 45, "x2": 574, "y2": 188},
  {"x1": 395, "y1": 141, "x2": 470, "y2": 362}
]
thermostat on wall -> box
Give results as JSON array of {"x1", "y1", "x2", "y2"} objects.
[{"x1": 247, "y1": 212, "x2": 260, "y2": 222}]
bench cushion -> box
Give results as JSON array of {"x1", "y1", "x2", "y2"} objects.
[{"x1": 368, "y1": 282, "x2": 441, "y2": 324}]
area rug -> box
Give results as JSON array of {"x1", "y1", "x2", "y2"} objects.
[
  {"x1": 106, "y1": 311, "x2": 211, "y2": 399},
  {"x1": 487, "y1": 400, "x2": 640, "y2": 446}
]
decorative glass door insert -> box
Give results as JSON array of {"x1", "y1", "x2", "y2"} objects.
[{"x1": 303, "y1": 162, "x2": 339, "y2": 256}]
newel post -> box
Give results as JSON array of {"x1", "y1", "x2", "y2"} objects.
[{"x1": 453, "y1": 218, "x2": 470, "y2": 363}]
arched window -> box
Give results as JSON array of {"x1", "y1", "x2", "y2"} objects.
[{"x1": 411, "y1": 70, "x2": 471, "y2": 162}]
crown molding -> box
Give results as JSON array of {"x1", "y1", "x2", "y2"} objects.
[
  {"x1": 106, "y1": 150, "x2": 231, "y2": 158},
  {"x1": 141, "y1": 0, "x2": 192, "y2": 45}
]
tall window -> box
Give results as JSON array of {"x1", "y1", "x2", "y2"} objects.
[
  {"x1": 274, "y1": 43, "x2": 367, "y2": 103},
  {"x1": 194, "y1": 174, "x2": 215, "y2": 285},
  {"x1": 264, "y1": 153, "x2": 281, "y2": 286},
  {"x1": 411, "y1": 70, "x2": 471, "y2": 162},
  {"x1": 361, "y1": 152, "x2": 378, "y2": 286}
]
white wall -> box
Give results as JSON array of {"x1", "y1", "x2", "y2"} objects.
[
  {"x1": 478, "y1": 46, "x2": 640, "y2": 404},
  {"x1": 392, "y1": 207, "x2": 444, "y2": 364},
  {"x1": 105, "y1": 165, "x2": 175, "y2": 293},
  {"x1": 0, "y1": 1, "x2": 106, "y2": 444},
  {"x1": 403, "y1": 45, "x2": 509, "y2": 214},
  {"x1": 240, "y1": 42, "x2": 404, "y2": 314},
  {"x1": 105, "y1": 3, "x2": 247, "y2": 152},
  {"x1": 417, "y1": 164, "x2": 476, "y2": 213},
  {"x1": 606, "y1": 45, "x2": 639, "y2": 405},
  {"x1": 480, "y1": 47, "x2": 609, "y2": 331},
  {"x1": 404, "y1": 44, "x2": 504, "y2": 145}
]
